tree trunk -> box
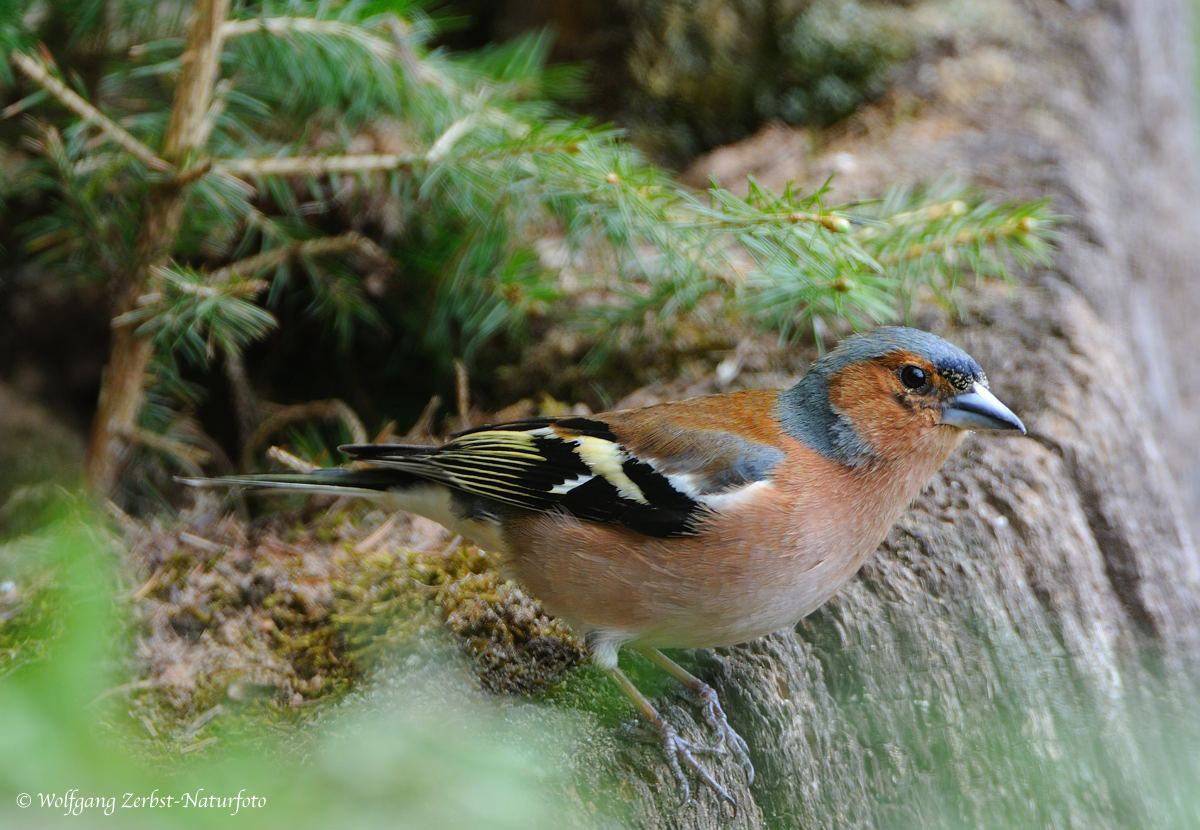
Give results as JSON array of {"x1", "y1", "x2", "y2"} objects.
[
  {"x1": 583, "y1": 1, "x2": 1200, "y2": 825},
  {"x1": 82, "y1": 0, "x2": 229, "y2": 494}
]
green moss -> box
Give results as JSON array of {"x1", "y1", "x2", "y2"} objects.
[
  {"x1": 623, "y1": 0, "x2": 911, "y2": 162},
  {"x1": 111, "y1": 505, "x2": 589, "y2": 750},
  {"x1": 539, "y1": 648, "x2": 681, "y2": 726},
  {"x1": 335, "y1": 542, "x2": 586, "y2": 695},
  {"x1": 0, "y1": 569, "x2": 62, "y2": 677},
  {"x1": 331, "y1": 546, "x2": 441, "y2": 663}
]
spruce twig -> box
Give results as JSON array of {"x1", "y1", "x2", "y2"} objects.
[
  {"x1": 9, "y1": 50, "x2": 171, "y2": 171},
  {"x1": 207, "y1": 232, "x2": 388, "y2": 283},
  {"x1": 215, "y1": 153, "x2": 416, "y2": 177}
]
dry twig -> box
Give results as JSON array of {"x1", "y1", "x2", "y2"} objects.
[{"x1": 241, "y1": 399, "x2": 367, "y2": 468}]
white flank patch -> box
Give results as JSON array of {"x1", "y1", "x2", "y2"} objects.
[
  {"x1": 641, "y1": 460, "x2": 775, "y2": 513},
  {"x1": 658, "y1": 469, "x2": 703, "y2": 498},
  {"x1": 697, "y1": 479, "x2": 774, "y2": 512},
  {"x1": 570, "y1": 435, "x2": 647, "y2": 504}
]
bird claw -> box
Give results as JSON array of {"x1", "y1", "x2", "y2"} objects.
[
  {"x1": 606, "y1": 659, "x2": 749, "y2": 809},
  {"x1": 692, "y1": 681, "x2": 755, "y2": 785},
  {"x1": 655, "y1": 718, "x2": 736, "y2": 808}
]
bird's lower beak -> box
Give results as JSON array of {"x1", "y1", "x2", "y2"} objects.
[{"x1": 941, "y1": 382, "x2": 1026, "y2": 433}]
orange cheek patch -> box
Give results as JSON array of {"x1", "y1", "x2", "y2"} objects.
[
  {"x1": 827, "y1": 362, "x2": 939, "y2": 459},
  {"x1": 827, "y1": 363, "x2": 898, "y2": 421}
]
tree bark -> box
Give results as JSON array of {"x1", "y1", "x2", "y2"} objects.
[
  {"x1": 581, "y1": 0, "x2": 1200, "y2": 825},
  {"x1": 83, "y1": 0, "x2": 230, "y2": 494}
]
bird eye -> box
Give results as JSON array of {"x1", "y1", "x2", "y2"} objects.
[{"x1": 899, "y1": 365, "x2": 930, "y2": 392}]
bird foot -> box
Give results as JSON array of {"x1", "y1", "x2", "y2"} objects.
[
  {"x1": 691, "y1": 681, "x2": 755, "y2": 785},
  {"x1": 655, "y1": 717, "x2": 736, "y2": 808},
  {"x1": 605, "y1": 660, "x2": 746, "y2": 808}
]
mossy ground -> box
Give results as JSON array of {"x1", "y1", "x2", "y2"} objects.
[{"x1": 0, "y1": 493, "x2": 603, "y2": 763}]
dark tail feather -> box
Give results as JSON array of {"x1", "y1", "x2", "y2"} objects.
[
  {"x1": 338, "y1": 443, "x2": 433, "y2": 460},
  {"x1": 176, "y1": 468, "x2": 416, "y2": 497}
]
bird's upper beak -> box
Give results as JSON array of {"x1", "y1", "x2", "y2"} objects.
[{"x1": 941, "y1": 382, "x2": 1026, "y2": 434}]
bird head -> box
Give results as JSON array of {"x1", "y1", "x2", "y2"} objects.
[{"x1": 779, "y1": 327, "x2": 1025, "y2": 466}]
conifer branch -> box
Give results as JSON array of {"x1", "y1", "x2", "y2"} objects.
[
  {"x1": 220, "y1": 17, "x2": 397, "y2": 62},
  {"x1": 220, "y1": 14, "x2": 454, "y2": 95},
  {"x1": 9, "y1": 50, "x2": 171, "y2": 172},
  {"x1": 214, "y1": 137, "x2": 587, "y2": 179},
  {"x1": 9, "y1": 1, "x2": 1057, "y2": 500},
  {"x1": 215, "y1": 153, "x2": 415, "y2": 177},
  {"x1": 207, "y1": 232, "x2": 389, "y2": 283},
  {"x1": 874, "y1": 216, "x2": 1041, "y2": 266}
]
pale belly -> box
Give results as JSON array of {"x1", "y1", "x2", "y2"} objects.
[
  {"x1": 503, "y1": 500, "x2": 895, "y2": 651},
  {"x1": 611, "y1": 544, "x2": 877, "y2": 649}
]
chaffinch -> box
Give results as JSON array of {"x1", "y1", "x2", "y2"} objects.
[{"x1": 186, "y1": 326, "x2": 1025, "y2": 804}]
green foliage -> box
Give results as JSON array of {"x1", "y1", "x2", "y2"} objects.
[
  {"x1": 735, "y1": 181, "x2": 1056, "y2": 341},
  {"x1": 1, "y1": 0, "x2": 1054, "y2": 485},
  {"x1": 17, "y1": 125, "x2": 147, "y2": 282},
  {"x1": 120, "y1": 265, "x2": 277, "y2": 365}
]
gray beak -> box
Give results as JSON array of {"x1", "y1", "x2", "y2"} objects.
[{"x1": 941, "y1": 382, "x2": 1026, "y2": 434}]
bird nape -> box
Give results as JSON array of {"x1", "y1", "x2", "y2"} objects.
[{"x1": 180, "y1": 326, "x2": 1026, "y2": 806}]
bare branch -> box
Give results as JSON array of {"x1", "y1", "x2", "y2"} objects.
[
  {"x1": 117, "y1": 424, "x2": 212, "y2": 470},
  {"x1": 86, "y1": 0, "x2": 232, "y2": 494},
  {"x1": 266, "y1": 445, "x2": 319, "y2": 474},
  {"x1": 224, "y1": 348, "x2": 259, "y2": 450},
  {"x1": 242, "y1": 400, "x2": 368, "y2": 468},
  {"x1": 354, "y1": 516, "x2": 398, "y2": 554},
  {"x1": 207, "y1": 231, "x2": 389, "y2": 283},
  {"x1": 214, "y1": 153, "x2": 416, "y2": 177},
  {"x1": 9, "y1": 51, "x2": 171, "y2": 172},
  {"x1": 454, "y1": 359, "x2": 471, "y2": 431}
]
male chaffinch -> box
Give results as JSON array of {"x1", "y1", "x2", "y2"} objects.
[{"x1": 186, "y1": 326, "x2": 1025, "y2": 804}]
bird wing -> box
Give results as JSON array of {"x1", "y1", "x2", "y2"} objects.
[{"x1": 340, "y1": 404, "x2": 786, "y2": 538}]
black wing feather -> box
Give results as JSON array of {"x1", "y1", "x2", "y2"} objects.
[{"x1": 339, "y1": 418, "x2": 709, "y2": 537}]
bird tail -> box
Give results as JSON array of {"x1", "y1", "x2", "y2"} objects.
[{"x1": 177, "y1": 468, "x2": 416, "y2": 498}]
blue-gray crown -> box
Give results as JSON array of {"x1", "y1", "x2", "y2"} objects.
[
  {"x1": 814, "y1": 327, "x2": 984, "y2": 389},
  {"x1": 777, "y1": 327, "x2": 987, "y2": 464}
]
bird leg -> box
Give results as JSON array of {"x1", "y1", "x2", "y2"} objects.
[
  {"x1": 604, "y1": 665, "x2": 735, "y2": 807},
  {"x1": 638, "y1": 648, "x2": 755, "y2": 784}
]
